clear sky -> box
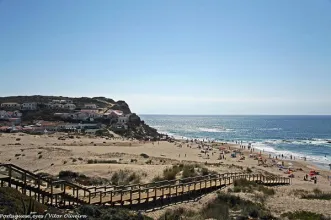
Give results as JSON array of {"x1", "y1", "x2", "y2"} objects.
[{"x1": 1, "y1": 0, "x2": 331, "y2": 115}]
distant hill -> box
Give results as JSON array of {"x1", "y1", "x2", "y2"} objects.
[{"x1": 0, "y1": 95, "x2": 131, "y2": 114}]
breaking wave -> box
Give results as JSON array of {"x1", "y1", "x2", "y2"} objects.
[{"x1": 198, "y1": 127, "x2": 235, "y2": 133}]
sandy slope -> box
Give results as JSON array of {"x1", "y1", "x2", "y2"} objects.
[{"x1": 1, "y1": 132, "x2": 331, "y2": 218}]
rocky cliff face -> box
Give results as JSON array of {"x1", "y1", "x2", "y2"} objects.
[
  {"x1": 112, "y1": 113, "x2": 162, "y2": 140},
  {"x1": 110, "y1": 100, "x2": 131, "y2": 114}
]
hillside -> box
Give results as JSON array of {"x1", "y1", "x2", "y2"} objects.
[
  {"x1": 0, "y1": 95, "x2": 162, "y2": 140},
  {"x1": 0, "y1": 95, "x2": 131, "y2": 114}
]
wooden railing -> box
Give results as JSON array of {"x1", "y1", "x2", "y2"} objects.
[{"x1": 0, "y1": 163, "x2": 291, "y2": 207}]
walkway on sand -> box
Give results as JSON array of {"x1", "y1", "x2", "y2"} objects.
[{"x1": 0, "y1": 163, "x2": 291, "y2": 209}]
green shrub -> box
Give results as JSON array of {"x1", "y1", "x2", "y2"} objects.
[
  {"x1": 313, "y1": 188, "x2": 322, "y2": 195},
  {"x1": 140, "y1": 153, "x2": 149, "y2": 158},
  {"x1": 87, "y1": 159, "x2": 118, "y2": 164},
  {"x1": 163, "y1": 167, "x2": 178, "y2": 181},
  {"x1": 159, "y1": 207, "x2": 196, "y2": 220},
  {"x1": 182, "y1": 165, "x2": 197, "y2": 179},
  {"x1": 281, "y1": 211, "x2": 328, "y2": 220},
  {"x1": 302, "y1": 193, "x2": 331, "y2": 200},
  {"x1": 111, "y1": 170, "x2": 141, "y2": 186},
  {"x1": 59, "y1": 170, "x2": 79, "y2": 179},
  {"x1": 246, "y1": 167, "x2": 253, "y2": 173},
  {"x1": 201, "y1": 167, "x2": 209, "y2": 176}
]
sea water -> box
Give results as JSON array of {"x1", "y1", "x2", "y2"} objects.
[{"x1": 140, "y1": 115, "x2": 331, "y2": 170}]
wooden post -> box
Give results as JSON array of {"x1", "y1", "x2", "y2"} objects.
[
  {"x1": 210, "y1": 175, "x2": 212, "y2": 188},
  {"x1": 138, "y1": 185, "x2": 141, "y2": 204},
  {"x1": 188, "y1": 184, "x2": 190, "y2": 197},
  {"x1": 176, "y1": 185, "x2": 178, "y2": 196},
  {"x1": 147, "y1": 188, "x2": 150, "y2": 203},
  {"x1": 120, "y1": 190, "x2": 123, "y2": 205},
  {"x1": 23, "y1": 173, "x2": 27, "y2": 194},
  {"x1": 129, "y1": 190, "x2": 133, "y2": 207},
  {"x1": 162, "y1": 186, "x2": 165, "y2": 199},
  {"x1": 8, "y1": 166, "x2": 12, "y2": 187},
  {"x1": 37, "y1": 176, "x2": 41, "y2": 202},
  {"x1": 154, "y1": 187, "x2": 157, "y2": 203},
  {"x1": 88, "y1": 192, "x2": 91, "y2": 204},
  {"x1": 51, "y1": 183, "x2": 53, "y2": 205},
  {"x1": 100, "y1": 191, "x2": 102, "y2": 204}
]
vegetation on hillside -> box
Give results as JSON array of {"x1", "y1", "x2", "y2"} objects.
[
  {"x1": 0, "y1": 188, "x2": 49, "y2": 214},
  {"x1": 152, "y1": 164, "x2": 217, "y2": 185},
  {"x1": 281, "y1": 211, "x2": 330, "y2": 220},
  {"x1": 77, "y1": 205, "x2": 153, "y2": 220},
  {"x1": 159, "y1": 192, "x2": 275, "y2": 220}
]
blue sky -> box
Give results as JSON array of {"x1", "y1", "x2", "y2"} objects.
[{"x1": 1, "y1": 0, "x2": 331, "y2": 115}]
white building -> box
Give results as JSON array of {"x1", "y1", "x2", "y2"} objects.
[
  {"x1": 53, "y1": 104, "x2": 64, "y2": 109},
  {"x1": 22, "y1": 102, "x2": 38, "y2": 110},
  {"x1": 11, "y1": 111, "x2": 22, "y2": 118},
  {"x1": 63, "y1": 103, "x2": 76, "y2": 110},
  {"x1": 118, "y1": 115, "x2": 130, "y2": 124},
  {"x1": 1, "y1": 103, "x2": 21, "y2": 109},
  {"x1": 0, "y1": 110, "x2": 8, "y2": 119},
  {"x1": 0, "y1": 110, "x2": 22, "y2": 119},
  {"x1": 84, "y1": 104, "x2": 97, "y2": 109}
]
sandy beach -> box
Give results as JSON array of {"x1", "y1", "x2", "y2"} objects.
[{"x1": 1, "y1": 132, "x2": 331, "y2": 218}]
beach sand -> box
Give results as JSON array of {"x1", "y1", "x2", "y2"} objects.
[{"x1": 0, "y1": 132, "x2": 330, "y2": 218}]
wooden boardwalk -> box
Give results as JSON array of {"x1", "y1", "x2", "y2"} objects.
[{"x1": 0, "y1": 163, "x2": 291, "y2": 208}]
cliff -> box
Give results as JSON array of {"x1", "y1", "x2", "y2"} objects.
[{"x1": 115, "y1": 113, "x2": 162, "y2": 140}]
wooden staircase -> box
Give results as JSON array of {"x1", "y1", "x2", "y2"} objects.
[{"x1": 0, "y1": 163, "x2": 291, "y2": 208}]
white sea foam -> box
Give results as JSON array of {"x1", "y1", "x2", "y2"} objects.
[
  {"x1": 252, "y1": 142, "x2": 331, "y2": 166},
  {"x1": 198, "y1": 127, "x2": 234, "y2": 133},
  {"x1": 257, "y1": 128, "x2": 282, "y2": 131},
  {"x1": 152, "y1": 125, "x2": 164, "y2": 129}
]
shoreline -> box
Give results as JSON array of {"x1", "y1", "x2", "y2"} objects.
[{"x1": 165, "y1": 133, "x2": 331, "y2": 171}]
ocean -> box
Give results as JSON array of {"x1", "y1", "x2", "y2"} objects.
[{"x1": 140, "y1": 115, "x2": 331, "y2": 169}]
